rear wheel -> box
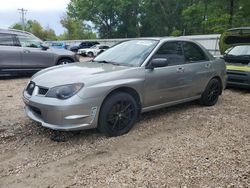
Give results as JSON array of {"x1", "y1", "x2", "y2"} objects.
[
  {"x1": 57, "y1": 58, "x2": 73, "y2": 65},
  {"x1": 200, "y1": 78, "x2": 221, "y2": 106},
  {"x1": 98, "y1": 92, "x2": 139, "y2": 137},
  {"x1": 87, "y1": 52, "x2": 94, "y2": 57}
]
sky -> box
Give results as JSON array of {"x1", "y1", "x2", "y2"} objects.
[{"x1": 0, "y1": 0, "x2": 70, "y2": 35}]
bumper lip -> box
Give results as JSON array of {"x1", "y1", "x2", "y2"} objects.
[{"x1": 25, "y1": 106, "x2": 93, "y2": 131}]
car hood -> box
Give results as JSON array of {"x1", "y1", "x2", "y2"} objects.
[
  {"x1": 47, "y1": 47, "x2": 75, "y2": 56},
  {"x1": 32, "y1": 62, "x2": 132, "y2": 88}
]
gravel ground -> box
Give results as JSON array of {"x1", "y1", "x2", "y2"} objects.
[{"x1": 0, "y1": 69, "x2": 249, "y2": 187}]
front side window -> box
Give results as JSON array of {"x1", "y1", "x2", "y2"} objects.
[
  {"x1": 153, "y1": 41, "x2": 185, "y2": 66},
  {"x1": 17, "y1": 35, "x2": 43, "y2": 48},
  {"x1": 182, "y1": 42, "x2": 208, "y2": 62},
  {"x1": 0, "y1": 34, "x2": 14, "y2": 46}
]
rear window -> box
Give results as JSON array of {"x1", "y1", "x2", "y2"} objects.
[{"x1": 0, "y1": 34, "x2": 14, "y2": 46}]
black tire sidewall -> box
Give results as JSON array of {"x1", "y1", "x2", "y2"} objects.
[
  {"x1": 88, "y1": 52, "x2": 94, "y2": 57},
  {"x1": 200, "y1": 78, "x2": 221, "y2": 106},
  {"x1": 98, "y1": 92, "x2": 138, "y2": 137},
  {"x1": 57, "y1": 59, "x2": 73, "y2": 65}
]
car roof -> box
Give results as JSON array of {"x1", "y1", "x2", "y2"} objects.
[
  {"x1": 129, "y1": 37, "x2": 199, "y2": 43},
  {"x1": 0, "y1": 28, "x2": 34, "y2": 37}
]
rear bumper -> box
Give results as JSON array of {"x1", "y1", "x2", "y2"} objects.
[{"x1": 227, "y1": 70, "x2": 250, "y2": 88}]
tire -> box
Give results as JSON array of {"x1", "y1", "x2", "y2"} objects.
[
  {"x1": 98, "y1": 92, "x2": 139, "y2": 137},
  {"x1": 200, "y1": 78, "x2": 222, "y2": 106},
  {"x1": 57, "y1": 58, "x2": 73, "y2": 65},
  {"x1": 87, "y1": 52, "x2": 94, "y2": 57}
]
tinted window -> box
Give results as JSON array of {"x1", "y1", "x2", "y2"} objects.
[
  {"x1": 0, "y1": 34, "x2": 14, "y2": 46},
  {"x1": 17, "y1": 35, "x2": 42, "y2": 48},
  {"x1": 183, "y1": 42, "x2": 208, "y2": 62},
  {"x1": 154, "y1": 42, "x2": 185, "y2": 66}
]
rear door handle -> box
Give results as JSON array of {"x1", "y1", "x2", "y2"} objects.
[
  {"x1": 23, "y1": 50, "x2": 31, "y2": 54},
  {"x1": 177, "y1": 67, "x2": 185, "y2": 73}
]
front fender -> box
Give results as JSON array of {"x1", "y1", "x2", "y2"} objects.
[{"x1": 77, "y1": 78, "x2": 145, "y2": 102}]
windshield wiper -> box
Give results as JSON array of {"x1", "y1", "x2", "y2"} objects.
[{"x1": 93, "y1": 60, "x2": 122, "y2": 66}]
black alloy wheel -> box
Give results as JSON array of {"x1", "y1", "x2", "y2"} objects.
[
  {"x1": 98, "y1": 92, "x2": 139, "y2": 137},
  {"x1": 200, "y1": 78, "x2": 221, "y2": 106}
]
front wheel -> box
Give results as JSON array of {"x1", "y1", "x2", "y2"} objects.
[
  {"x1": 200, "y1": 78, "x2": 222, "y2": 106},
  {"x1": 98, "y1": 92, "x2": 139, "y2": 137}
]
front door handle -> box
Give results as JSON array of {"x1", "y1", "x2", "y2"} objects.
[{"x1": 177, "y1": 67, "x2": 185, "y2": 73}]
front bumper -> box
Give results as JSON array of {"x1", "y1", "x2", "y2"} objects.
[
  {"x1": 227, "y1": 70, "x2": 250, "y2": 88},
  {"x1": 23, "y1": 90, "x2": 102, "y2": 131}
]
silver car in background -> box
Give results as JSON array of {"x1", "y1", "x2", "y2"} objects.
[
  {"x1": 0, "y1": 29, "x2": 78, "y2": 74},
  {"x1": 23, "y1": 38, "x2": 226, "y2": 137}
]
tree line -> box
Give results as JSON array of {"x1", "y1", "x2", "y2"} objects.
[{"x1": 11, "y1": 0, "x2": 250, "y2": 40}]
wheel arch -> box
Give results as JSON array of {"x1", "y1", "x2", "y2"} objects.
[
  {"x1": 56, "y1": 56, "x2": 75, "y2": 65},
  {"x1": 101, "y1": 86, "x2": 142, "y2": 112}
]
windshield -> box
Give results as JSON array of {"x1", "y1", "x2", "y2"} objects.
[
  {"x1": 90, "y1": 45, "x2": 99, "y2": 49},
  {"x1": 94, "y1": 40, "x2": 159, "y2": 66},
  {"x1": 227, "y1": 45, "x2": 250, "y2": 56}
]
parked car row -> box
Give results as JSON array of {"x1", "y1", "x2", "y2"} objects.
[
  {"x1": 77, "y1": 44, "x2": 110, "y2": 57},
  {"x1": 0, "y1": 28, "x2": 249, "y2": 137}
]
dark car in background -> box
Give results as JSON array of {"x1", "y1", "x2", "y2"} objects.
[
  {"x1": 220, "y1": 27, "x2": 250, "y2": 89},
  {"x1": 0, "y1": 29, "x2": 79, "y2": 75},
  {"x1": 70, "y1": 41, "x2": 100, "y2": 53},
  {"x1": 47, "y1": 42, "x2": 69, "y2": 50}
]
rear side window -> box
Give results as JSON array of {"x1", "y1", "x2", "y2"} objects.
[
  {"x1": 0, "y1": 34, "x2": 14, "y2": 46},
  {"x1": 182, "y1": 42, "x2": 208, "y2": 62},
  {"x1": 154, "y1": 42, "x2": 185, "y2": 66}
]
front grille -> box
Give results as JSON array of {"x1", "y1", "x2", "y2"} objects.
[
  {"x1": 38, "y1": 87, "x2": 49, "y2": 95},
  {"x1": 26, "y1": 82, "x2": 35, "y2": 95},
  {"x1": 227, "y1": 72, "x2": 249, "y2": 84}
]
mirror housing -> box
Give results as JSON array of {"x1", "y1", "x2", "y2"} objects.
[
  {"x1": 147, "y1": 58, "x2": 169, "y2": 69},
  {"x1": 41, "y1": 44, "x2": 49, "y2": 50}
]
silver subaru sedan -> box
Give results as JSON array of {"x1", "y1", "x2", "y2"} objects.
[{"x1": 23, "y1": 38, "x2": 226, "y2": 137}]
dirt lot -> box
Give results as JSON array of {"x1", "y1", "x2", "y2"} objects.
[{"x1": 0, "y1": 75, "x2": 249, "y2": 187}]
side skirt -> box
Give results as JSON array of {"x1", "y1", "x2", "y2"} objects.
[{"x1": 141, "y1": 95, "x2": 201, "y2": 113}]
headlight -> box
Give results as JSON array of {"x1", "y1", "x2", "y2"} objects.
[{"x1": 46, "y1": 83, "x2": 84, "y2": 100}]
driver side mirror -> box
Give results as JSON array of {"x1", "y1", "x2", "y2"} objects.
[
  {"x1": 147, "y1": 58, "x2": 169, "y2": 69},
  {"x1": 41, "y1": 44, "x2": 49, "y2": 50}
]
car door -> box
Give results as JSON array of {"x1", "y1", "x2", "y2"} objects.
[
  {"x1": 144, "y1": 41, "x2": 190, "y2": 107},
  {"x1": 0, "y1": 33, "x2": 22, "y2": 70},
  {"x1": 16, "y1": 35, "x2": 54, "y2": 69},
  {"x1": 182, "y1": 41, "x2": 213, "y2": 97}
]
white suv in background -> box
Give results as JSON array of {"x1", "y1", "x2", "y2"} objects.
[{"x1": 77, "y1": 44, "x2": 109, "y2": 57}]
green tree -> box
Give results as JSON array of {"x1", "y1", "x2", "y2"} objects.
[
  {"x1": 10, "y1": 20, "x2": 58, "y2": 40},
  {"x1": 60, "y1": 15, "x2": 96, "y2": 40}
]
